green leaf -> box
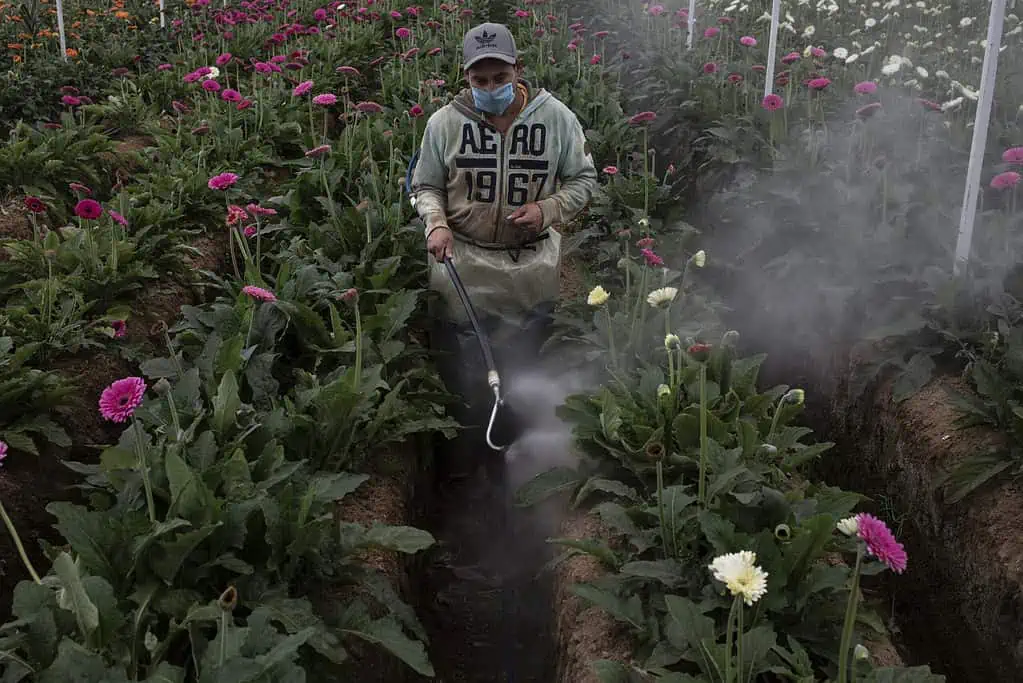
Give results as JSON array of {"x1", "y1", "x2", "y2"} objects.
[
  {"x1": 664, "y1": 595, "x2": 714, "y2": 649},
  {"x1": 698, "y1": 511, "x2": 737, "y2": 555},
  {"x1": 866, "y1": 667, "x2": 946, "y2": 682},
  {"x1": 145, "y1": 662, "x2": 186, "y2": 683},
  {"x1": 590, "y1": 659, "x2": 633, "y2": 683},
  {"x1": 151, "y1": 524, "x2": 221, "y2": 584},
  {"x1": 212, "y1": 370, "x2": 241, "y2": 437},
  {"x1": 46, "y1": 503, "x2": 116, "y2": 583},
  {"x1": 344, "y1": 616, "x2": 435, "y2": 676},
  {"x1": 165, "y1": 449, "x2": 218, "y2": 524},
  {"x1": 310, "y1": 471, "x2": 368, "y2": 503},
  {"x1": 53, "y1": 553, "x2": 99, "y2": 640},
  {"x1": 513, "y1": 466, "x2": 580, "y2": 507},
  {"x1": 37, "y1": 638, "x2": 108, "y2": 683},
  {"x1": 549, "y1": 537, "x2": 621, "y2": 569},
  {"x1": 570, "y1": 583, "x2": 644, "y2": 630},
  {"x1": 574, "y1": 476, "x2": 640, "y2": 507},
  {"x1": 892, "y1": 352, "x2": 935, "y2": 403},
  {"x1": 620, "y1": 560, "x2": 683, "y2": 586},
  {"x1": 363, "y1": 525, "x2": 435, "y2": 554},
  {"x1": 740, "y1": 625, "x2": 778, "y2": 677}
]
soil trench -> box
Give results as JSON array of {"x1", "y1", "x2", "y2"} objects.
[{"x1": 415, "y1": 444, "x2": 558, "y2": 683}]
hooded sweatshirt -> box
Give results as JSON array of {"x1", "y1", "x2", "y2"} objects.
[{"x1": 411, "y1": 81, "x2": 598, "y2": 248}]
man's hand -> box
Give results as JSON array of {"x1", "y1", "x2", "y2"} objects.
[
  {"x1": 427, "y1": 226, "x2": 454, "y2": 262},
  {"x1": 507, "y1": 203, "x2": 543, "y2": 233}
]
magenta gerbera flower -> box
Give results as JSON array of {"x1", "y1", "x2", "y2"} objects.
[
  {"x1": 74, "y1": 199, "x2": 104, "y2": 220},
  {"x1": 312, "y1": 93, "x2": 337, "y2": 106},
  {"x1": 99, "y1": 376, "x2": 147, "y2": 423},
  {"x1": 292, "y1": 80, "x2": 314, "y2": 96},
  {"x1": 1002, "y1": 147, "x2": 1023, "y2": 163},
  {"x1": 242, "y1": 285, "x2": 277, "y2": 302},
  {"x1": 855, "y1": 513, "x2": 907, "y2": 574},
  {"x1": 208, "y1": 172, "x2": 239, "y2": 190},
  {"x1": 761, "y1": 93, "x2": 784, "y2": 111},
  {"x1": 0, "y1": 440, "x2": 7, "y2": 467},
  {"x1": 991, "y1": 171, "x2": 1022, "y2": 190}
]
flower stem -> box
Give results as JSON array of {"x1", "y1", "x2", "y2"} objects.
[
  {"x1": 132, "y1": 418, "x2": 157, "y2": 523},
  {"x1": 697, "y1": 363, "x2": 709, "y2": 506},
  {"x1": 737, "y1": 598, "x2": 745, "y2": 683},
  {"x1": 352, "y1": 301, "x2": 363, "y2": 392},
  {"x1": 656, "y1": 460, "x2": 669, "y2": 558},
  {"x1": 0, "y1": 499, "x2": 42, "y2": 584},
  {"x1": 605, "y1": 305, "x2": 617, "y2": 370},
  {"x1": 837, "y1": 545, "x2": 865, "y2": 683},
  {"x1": 724, "y1": 597, "x2": 738, "y2": 683}
]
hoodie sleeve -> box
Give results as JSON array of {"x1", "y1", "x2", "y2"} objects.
[
  {"x1": 537, "y1": 105, "x2": 598, "y2": 230},
  {"x1": 411, "y1": 111, "x2": 450, "y2": 237}
]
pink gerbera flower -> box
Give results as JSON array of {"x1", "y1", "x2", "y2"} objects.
[
  {"x1": 991, "y1": 171, "x2": 1022, "y2": 190},
  {"x1": 703, "y1": 27, "x2": 719, "y2": 38},
  {"x1": 702, "y1": 62, "x2": 718, "y2": 74},
  {"x1": 761, "y1": 93, "x2": 784, "y2": 111},
  {"x1": 807, "y1": 77, "x2": 831, "y2": 90},
  {"x1": 242, "y1": 285, "x2": 277, "y2": 302},
  {"x1": 0, "y1": 440, "x2": 7, "y2": 467},
  {"x1": 108, "y1": 209, "x2": 128, "y2": 226},
  {"x1": 221, "y1": 88, "x2": 243, "y2": 102},
  {"x1": 74, "y1": 199, "x2": 104, "y2": 220},
  {"x1": 739, "y1": 35, "x2": 757, "y2": 46},
  {"x1": 603, "y1": 165, "x2": 618, "y2": 175},
  {"x1": 202, "y1": 80, "x2": 221, "y2": 92},
  {"x1": 292, "y1": 80, "x2": 314, "y2": 96},
  {"x1": 628, "y1": 111, "x2": 657, "y2": 125},
  {"x1": 312, "y1": 93, "x2": 337, "y2": 105},
  {"x1": 99, "y1": 376, "x2": 147, "y2": 423},
  {"x1": 111, "y1": 320, "x2": 127, "y2": 338},
  {"x1": 641, "y1": 248, "x2": 664, "y2": 267},
  {"x1": 855, "y1": 513, "x2": 907, "y2": 574},
  {"x1": 854, "y1": 80, "x2": 877, "y2": 95},
  {"x1": 208, "y1": 172, "x2": 239, "y2": 190},
  {"x1": 355, "y1": 101, "x2": 384, "y2": 113},
  {"x1": 216, "y1": 52, "x2": 233, "y2": 66},
  {"x1": 305, "y1": 144, "x2": 331, "y2": 157},
  {"x1": 1002, "y1": 147, "x2": 1023, "y2": 163},
  {"x1": 395, "y1": 26, "x2": 411, "y2": 39}
]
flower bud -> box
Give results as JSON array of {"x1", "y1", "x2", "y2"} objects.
[
  {"x1": 774, "y1": 523, "x2": 792, "y2": 541},
  {"x1": 340, "y1": 288, "x2": 358, "y2": 303},
  {"x1": 644, "y1": 441, "x2": 665, "y2": 462},
  {"x1": 657, "y1": 383, "x2": 671, "y2": 399},
  {"x1": 218, "y1": 585, "x2": 238, "y2": 612},
  {"x1": 722, "y1": 330, "x2": 740, "y2": 347},
  {"x1": 638, "y1": 217, "x2": 650, "y2": 228},
  {"x1": 757, "y1": 443, "x2": 778, "y2": 457},
  {"x1": 153, "y1": 378, "x2": 172, "y2": 396},
  {"x1": 664, "y1": 333, "x2": 680, "y2": 350},
  {"x1": 690, "y1": 249, "x2": 706, "y2": 267},
  {"x1": 687, "y1": 342, "x2": 712, "y2": 362},
  {"x1": 782, "y1": 388, "x2": 805, "y2": 406},
  {"x1": 836, "y1": 516, "x2": 859, "y2": 536},
  {"x1": 854, "y1": 644, "x2": 870, "y2": 661}
]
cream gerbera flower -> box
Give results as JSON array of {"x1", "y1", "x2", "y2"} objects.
[
  {"x1": 587, "y1": 285, "x2": 610, "y2": 306},
  {"x1": 646, "y1": 287, "x2": 678, "y2": 308},
  {"x1": 708, "y1": 550, "x2": 769, "y2": 606}
]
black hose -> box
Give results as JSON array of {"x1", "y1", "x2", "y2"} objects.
[{"x1": 443, "y1": 257, "x2": 499, "y2": 378}]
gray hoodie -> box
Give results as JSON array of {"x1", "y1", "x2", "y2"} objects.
[{"x1": 411, "y1": 81, "x2": 598, "y2": 248}]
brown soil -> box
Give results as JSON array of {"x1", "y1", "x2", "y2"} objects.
[
  {"x1": 0, "y1": 199, "x2": 33, "y2": 242},
  {"x1": 325, "y1": 443, "x2": 422, "y2": 682},
  {"x1": 50, "y1": 350, "x2": 137, "y2": 449},
  {"x1": 824, "y1": 356, "x2": 1023, "y2": 682},
  {"x1": 560, "y1": 252, "x2": 586, "y2": 303},
  {"x1": 554, "y1": 513, "x2": 632, "y2": 683}
]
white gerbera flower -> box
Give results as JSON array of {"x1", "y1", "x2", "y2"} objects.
[
  {"x1": 960, "y1": 16, "x2": 973, "y2": 27},
  {"x1": 646, "y1": 287, "x2": 678, "y2": 308},
  {"x1": 708, "y1": 551, "x2": 769, "y2": 606},
  {"x1": 587, "y1": 286, "x2": 610, "y2": 306},
  {"x1": 206, "y1": 66, "x2": 220, "y2": 79},
  {"x1": 865, "y1": 17, "x2": 877, "y2": 27},
  {"x1": 833, "y1": 47, "x2": 849, "y2": 59}
]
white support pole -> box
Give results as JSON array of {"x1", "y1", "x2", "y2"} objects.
[
  {"x1": 686, "y1": 0, "x2": 696, "y2": 50},
  {"x1": 55, "y1": 0, "x2": 67, "y2": 62},
  {"x1": 954, "y1": 0, "x2": 1007, "y2": 276},
  {"x1": 763, "y1": 0, "x2": 781, "y2": 97},
  {"x1": 160, "y1": 0, "x2": 166, "y2": 28}
]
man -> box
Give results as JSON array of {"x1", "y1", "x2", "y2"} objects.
[{"x1": 410, "y1": 21, "x2": 597, "y2": 475}]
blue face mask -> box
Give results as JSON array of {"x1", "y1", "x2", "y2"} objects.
[{"x1": 471, "y1": 82, "x2": 516, "y2": 115}]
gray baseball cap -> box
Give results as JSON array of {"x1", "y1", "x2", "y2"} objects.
[{"x1": 462, "y1": 22, "x2": 517, "y2": 70}]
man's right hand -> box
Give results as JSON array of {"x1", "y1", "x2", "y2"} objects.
[{"x1": 427, "y1": 226, "x2": 454, "y2": 262}]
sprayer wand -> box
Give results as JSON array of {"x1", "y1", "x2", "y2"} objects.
[
  {"x1": 405, "y1": 150, "x2": 505, "y2": 451},
  {"x1": 442, "y1": 257, "x2": 505, "y2": 451}
]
